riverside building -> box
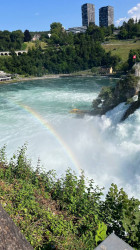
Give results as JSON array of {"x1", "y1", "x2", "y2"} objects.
[
  {"x1": 67, "y1": 26, "x2": 87, "y2": 34},
  {"x1": 99, "y1": 6, "x2": 114, "y2": 27},
  {"x1": 81, "y1": 3, "x2": 95, "y2": 27}
]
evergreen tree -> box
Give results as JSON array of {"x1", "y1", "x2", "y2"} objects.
[{"x1": 24, "y1": 29, "x2": 32, "y2": 42}]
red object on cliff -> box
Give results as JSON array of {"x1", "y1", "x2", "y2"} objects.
[{"x1": 133, "y1": 55, "x2": 136, "y2": 59}]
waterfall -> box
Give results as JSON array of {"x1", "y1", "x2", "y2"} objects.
[{"x1": 0, "y1": 77, "x2": 139, "y2": 198}]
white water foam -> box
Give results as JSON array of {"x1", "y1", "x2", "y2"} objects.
[{"x1": 0, "y1": 78, "x2": 139, "y2": 199}]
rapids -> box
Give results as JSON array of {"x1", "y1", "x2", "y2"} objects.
[{"x1": 0, "y1": 77, "x2": 140, "y2": 198}]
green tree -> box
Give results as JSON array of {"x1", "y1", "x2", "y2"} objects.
[
  {"x1": 24, "y1": 29, "x2": 32, "y2": 42},
  {"x1": 10, "y1": 30, "x2": 24, "y2": 49},
  {"x1": 87, "y1": 24, "x2": 104, "y2": 42},
  {"x1": 128, "y1": 49, "x2": 140, "y2": 69},
  {"x1": 0, "y1": 30, "x2": 11, "y2": 51},
  {"x1": 118, "y1": 27, "x2": 128, "y2": 39},
  {"x1": 50, "y1": 22, "x2": 63, "y2": 34},
  {"x1": 102, "y1": 184, "x2": 140, "y2": 248},
  {"x1": 118, "y1": 18, "x2": 140, "y2": 39}
]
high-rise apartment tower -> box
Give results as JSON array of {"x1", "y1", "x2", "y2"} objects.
[
  {"x1": 99, "y1": 6, "x2": 114, "y2": 27},
  {"x1": 81, "y1": 3, "x2": 95, "y2": 27}
]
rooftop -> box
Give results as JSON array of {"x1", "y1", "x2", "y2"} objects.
[{"x1": 94, "y1": 233, "x2": 134, "y2": 250}]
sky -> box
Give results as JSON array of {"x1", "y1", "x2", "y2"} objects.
[{"x1": 0, "y1": 0, "x2": 140, "y2": 31}]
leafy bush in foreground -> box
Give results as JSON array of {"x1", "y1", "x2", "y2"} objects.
[{"x1": 0, "y1": 145, "x2": 139, "y2": 249}]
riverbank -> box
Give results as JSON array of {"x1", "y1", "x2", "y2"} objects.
[
  {"x1": 0, "y1": 71, "x2": 122, "y2": 85},
  {"x1": 0, "y1": 74, "x2": 61, "y2": 84}
]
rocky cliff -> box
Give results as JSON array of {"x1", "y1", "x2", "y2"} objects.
[{"x1": 91, "y1": 70, "x2": 140, "y2": 121}]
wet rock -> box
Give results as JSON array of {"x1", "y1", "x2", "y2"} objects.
[
  {"x1": 0, "y1": 204, "x2": 33, "y2": 250},
  {"x1": 92, "y1": 74, "x2": 140, "y2": 120},
  {"x1": 121, "y1": 93, "x2": 140, "y2": 121}
]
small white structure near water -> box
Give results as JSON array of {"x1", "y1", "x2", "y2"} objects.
[{"x1": 0, "y1": 71, "x2": 11, "y2": 81}]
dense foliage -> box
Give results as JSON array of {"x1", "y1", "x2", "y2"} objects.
[
  {"x1": 0, "y1": 26, "x2": 120, "y2": 76},
  {"x1": 0, "y1": 30, "x2": 31, "y2": 51},
  {"x1": 128, "y1": 49, "x2": 140, "y2": 69},
  {"x1": 0, "y1": 145, "x2": 139, "y2": 249},
  {"x1": 0, "y1": 19, "x2": 139, "y2": 76},
  {"x1": 118, "y1": 18, "x2": 140, "y2": 39}
]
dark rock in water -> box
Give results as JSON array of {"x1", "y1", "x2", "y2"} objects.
[
  {"x1": 90, "y1": 101, "x2": 117, "y2": 116},
  {"x1": 92, "y1": 74, "x2": 140, "y2": 121},
  {"x1": 121, "y1": 95, "x2": 140, "y2": 121},
  {"x1": 0, "y1": 204, "x2": 33, "y2": 250}
]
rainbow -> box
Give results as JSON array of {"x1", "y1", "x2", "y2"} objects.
[{"x1": 16, "y1": 102, "x2": 82, "y2": 173}]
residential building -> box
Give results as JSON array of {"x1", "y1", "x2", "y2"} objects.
[
  {"x1": 67, "y1": 26, "x2": 87, "y2": 34},
  {"x1": 32, "y1": 34, "x2": 41, "y2": 41},
  {"x1": 81, "y1": 3, "x2": 95, "y2": 27},
  {"x1": 100, "y1": 66, "x2": 113, "y2": 74},
  {"x1": 113, "y1": 29, "x2": 120, "y2": 35},
  {"x1": 99, "y1": 6, "x2": 114, "y2": 27},
  {"x1": 0, "y1": 71, "x2": 12, "y2": 81}
]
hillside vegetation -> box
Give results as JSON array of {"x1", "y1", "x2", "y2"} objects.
[
  {"x1": 24, "y1": 41, "x2": 47, "y2": 50},
  {"x1": 0, "y1": 19, "x2": 140, "y2": 76},
  {"x1": 102, "y1": 39, "x2": 140, "y2": 63},
  {"x1": 0, "y1": 145, "x2": 139, "y2": 249}
]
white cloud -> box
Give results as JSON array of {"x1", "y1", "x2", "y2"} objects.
[
  {"x1": 115, "y1": 17, "x2": 128, "y2": 26},
  {"x1": 115, "y1": 3, "x2": 140, "y2": 26},
  {"x1": 128, "y1": 3, "x2": 140, "y2": 19},
  {"x1": 127, "y1": 3, "x2": 140, "y2": 21}
]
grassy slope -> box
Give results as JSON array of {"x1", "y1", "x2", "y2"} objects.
[
  {"x1": 23, "y1": 41, "x2": 47, "y2": 50},
  {"x1": 102, "y1": 39, "x2": 140, "y2": 62}
]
